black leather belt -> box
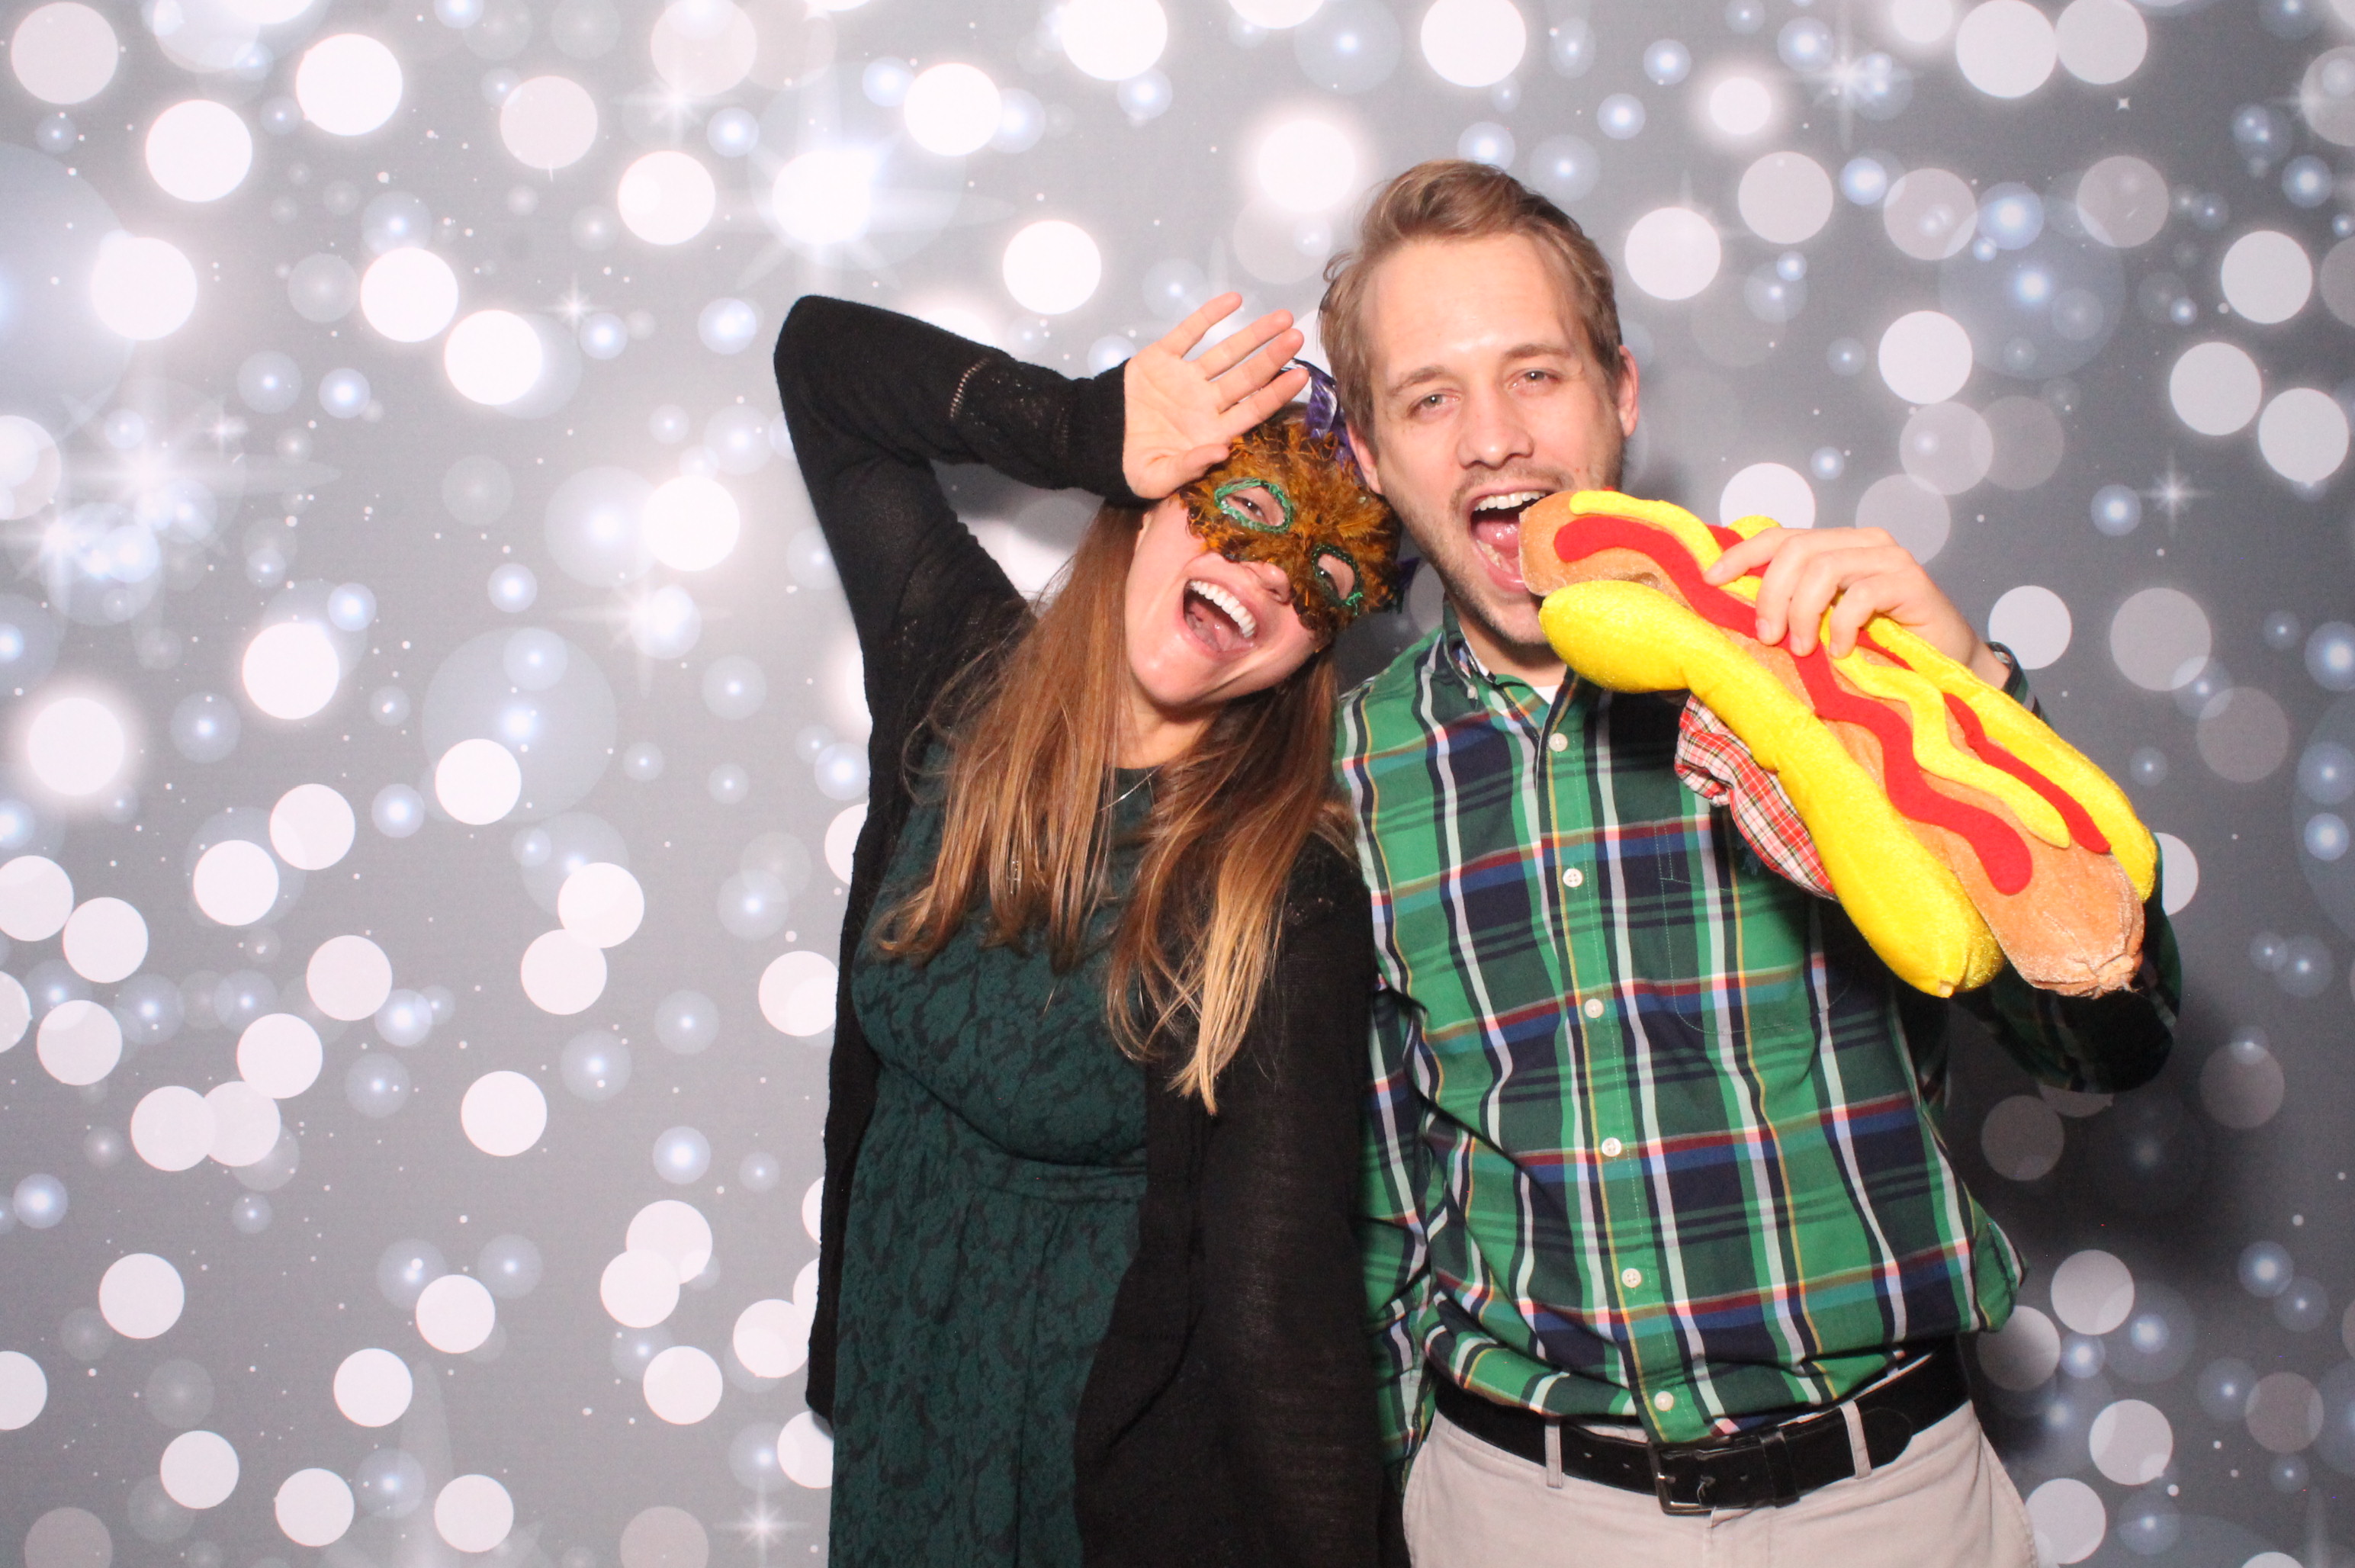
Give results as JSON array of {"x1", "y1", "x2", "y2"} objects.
[{"x1": 1431, "y1": 1340, "x2": 1968, "y2": 1515}]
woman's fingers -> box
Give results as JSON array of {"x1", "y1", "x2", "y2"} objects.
[
  {"x1": 1194, "y1": 309, "x2": 1296, "y2": 380},
  {"x1": 1220, "y1": 366, "x2": 1309, "y2": 434},
  {"x1": 1153, "y1": 291, "x2": 1244, "y2": 361},
  {"x1": 1213, "y1": 330, "x2": 1306, "y2": 412}
]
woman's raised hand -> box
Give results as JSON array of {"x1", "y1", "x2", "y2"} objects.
[{"x1": 1122, "y1": 294, "x2": 1309, "y2": 500}]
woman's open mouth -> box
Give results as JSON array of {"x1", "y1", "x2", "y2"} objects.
[{"x1": 1182, "y1": 579, "x2": 1258, "y2": 654}]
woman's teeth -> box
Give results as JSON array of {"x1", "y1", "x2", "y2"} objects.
[{"x1": 1185, "y1": 580, "x2": 1257, "y2": 642}]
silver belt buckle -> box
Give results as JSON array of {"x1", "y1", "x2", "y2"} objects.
[{"x1": 1647, "y1": 1444, "x2": 1717, "y2": 1515}]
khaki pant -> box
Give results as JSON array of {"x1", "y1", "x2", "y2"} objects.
[{"x1": 1404, "y1": 1402, "x2": 2037, "y2": 1568}]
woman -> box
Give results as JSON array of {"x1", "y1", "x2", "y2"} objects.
[{"x1": 773, "y1": 292, "x2": 1401, "y2": 1568}]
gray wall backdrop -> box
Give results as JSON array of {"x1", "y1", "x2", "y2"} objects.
[{"x1": 1, "y1": 0, "x2": 2353, "y2": 1563}]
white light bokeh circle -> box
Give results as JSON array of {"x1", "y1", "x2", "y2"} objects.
[
  {"x1": 0, "y1": 974, "x2": 26, "y2": 1054},
  {"x1": 499, "y1": 76, "x2": 599, "y2": 171},
  {"x1": 2088, "y1": 1398, "x2": 2173, "y2": 1486},
  {"x1": 207, "y1": 1081, "x2": 281, "y2": 1167},
  {"x1": 0, "y1": 856, "x2": 73, "y2": 940},
  {"x1": 239, "y1": 1014, "x2": 324, "y2": 1099},
  {"x1": 1705, "y1": 75, "x2": 1773, "y2": 137},
  {"x1": 1974, "y1": 1303, "x2": 2060, "y2": 1390},
  {"x1": 460, "y1": 1071, "x2": 548, "y2": 1157},
  {"x1": 2167, "y1": 341, "x2": 2263, "y2": 435},
  {"x1": 617, "y1": 151, "x2": 717, "y2": 246},
  {"x1": 92, "y1": 234, "x2": 198, "y2": 342},
  {"x1": 644, "y1": 476, "x2": 742, "y2": 570},
  {"x1": 146, "y1": 101, "x2": 253, "y2": 203},
  {"x1": 1717, "y1": 463, "x2": 1815, "y2": 529},
  {"x1": 1254, "y1": 120, "x2": 1359, "y2": 214},
  {"x1": 25, "y1": 693, "x2": 127, "y2": 798},
  {"x1": 733, "y1": 1297, "x2": 812, "y2": 1378},
  {"x1": 1232, "y1": 0, "x2": 1324, "y2": 21},
  {"x1": 296, "y1": 35, "x2": 403, "y2": 137},
  {"x1": 62, "y1": 896, "x2": 144, "y2": 983},
  {"x1": 1418, "y1": 0, "x2": 1527, "y2": 88},
  {"x1": 277, "y1": 1469, "x2": 356, "y2": 1549},
  {"x1": 0, "y1": 1351, "x2": 47, "y2": 1431},
  {"x1": 2051, "y1": 1248, "x2": 2135, "y2": 1334},
  {"x1": 824, "y1": 805, "x2": 865, "y2": 885},
  {"x1": 434, "y1": 1475, "x2": 513, "y2": 1555},
  {"x1": 1622, "y1": 207, "x2": 1721, "y2": 301},
  {"x1": 435, "y1": 737, "x2": 523, "y2": 825},
  {"x1": 193, "y1": 839, "x2": 279, "y2": 927},
  {"x1": 1881, "y1": 168, "x2": 1979, "y2": 262},
  {"x1": 520, "y1": 928, "x2": 607, "y2": 1014},
  {"x1": 1061, "y1": 0, "x2": 1168, "y2": 81},
  {"x1": 903, "y1": 63, "x2": 1001, "y2": 156},
  {"x1": 333, "y1": 1348, "x2": 413, "y2": 1427},
  {"x1": 2219, "y1": 231, "x2": 2313, "y2": 325},
  {"x1": 1002, "y1": 220, "x2": 1103, "y2": 314},
  {"x1": 651, "y1": 0, "x2": 757, "y2": 98},
  {"x1": 271, "y1": 784, "x2": 355, "y2": 869},
  {"x1": 159, "y1": 1430, "x2": 239, "y2": 1510},
  {"x1": 11, "y1": 3, "x2": 117, "y2": 105},
  {"x1": 559, "y1": 862, "x2": 644, "y2": 946},
  {"x1": 771, "y1": 149, "x2": 876, "y2": 247},
  {"x1": 2109, "y1": 587, "x2": 2210, "y2": 692},
  {"x1": 760, "y1": 950, "x2": 839, "y2": 1036},
  {"x1": 0, "y1": 415, "x2": 63, "y2": 520},
  {"x1": 780, "y1": 1410, "x2": 834, "y2": 1488},
  {"x1": 2026, "y1": 1477, "x2": 2105, "y2": 1565},
  {"x1": 2074, "y1": 155, "x2": 2168, "y2": 248},
  {"x1": 1954, "y1": 0, "x2": 2055, "y2": 98},
  {"x1": 643, "y1": 1345, "x2": 723, "y2": 1424},
  {"x1": 2055, "y1": 0, "x2": 2145, "y2": 85},
  {"x1": 600, "y1": 1249, "x2": 681, "y2": 1327},
  {"x1": 1987, "y1": 586, "x2": 2072, "y2": 668},
  {"x1": 1737, "y1": 151, "x2": 1833, "y2": 244},
  {"x1": 132, "y1": 1085, "x2": 214, "y2": 1172},
  {"x1": 415, "y1": 1274, "x2": 496, "y2": 1354},
  {"x1": 98, "y1": 1252, "x2": 185, "y2": 1339},
  {"x1": 627, "y1": 1199, "x2": 714, "y2": 1280},
  {"x1": 444, "y1": 311, "x2": 545, "y2": 406},
  {"x1": 361, "y1": 249, "x2": 461, "y2": 344},
  {"x1": 308, "y1": 934, "x2": 394, "y2": 1021},
  {"x1": 38, "y1": 999, "x2": 120, "y2": 1086},
  {"x1": 243, "y1": 621, "x2": 342, "y2": 720},
  {"x1": 1876, "y1": 310, "x2": 1974, "y2": 404},
  {"x1": 2257, "y1": 389, "x2": 2350, "y2": 487}
]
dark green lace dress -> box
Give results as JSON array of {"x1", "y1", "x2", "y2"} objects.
[{"x1": 832, "y1": 776, "x2": 1152, "y2": 1568}]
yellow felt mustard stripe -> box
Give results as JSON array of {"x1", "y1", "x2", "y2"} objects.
[
  {"x1": 1833, "y1": 653, "x2": 2073, "y2": 847},
  {"x1": 1865, "y1": 620, "x2": 2159, "y2": 899},
  {"x1": 1541, "y1": 580, "x2": 2003, "y2": 996}
]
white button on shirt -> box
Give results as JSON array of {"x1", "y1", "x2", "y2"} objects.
[
  {"x1": 1621, "y1": 1267, "x2": 1643, "y2": 1289},
  {"x1": 1547, "y1": 733, "x2": 1568, "y2": 753},
  {"x1": 1582, "y1": 996, "x2": 1605, "y2": 1019},
  {"x1": 1653, "y1": 1390, "x2": 1677, "y2": 1412},
  {"x1": 1600, "y1": 1136, "x2": 1624, "y2": 1157},
  {"x1": 1560, "y1": 866, "x2": 1585, "y2": 889}
]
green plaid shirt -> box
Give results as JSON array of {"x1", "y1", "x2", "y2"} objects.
[{"x1": 1338, "y1": 614, "x2": 2179, "y2": 1460}]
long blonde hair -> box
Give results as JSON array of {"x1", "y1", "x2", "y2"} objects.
[{"x1": 872, "y1": 503, "x2": 1351, "y2": 1110}]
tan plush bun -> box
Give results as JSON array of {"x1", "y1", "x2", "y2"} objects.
[{"x1": 1525, "y1": 490, "x2": 2151, "y2": 998}]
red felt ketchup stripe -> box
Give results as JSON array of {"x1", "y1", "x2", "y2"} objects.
[
  {"x1": 1557, "y1": 515, "x2": 2033, "y2": 895},
  {"x1": 1853, "y1": 625, "x2": 2112, "y2": 856},
  {"x1": 1937, "y1": 692, "x2": 2110, "y2": 855}
]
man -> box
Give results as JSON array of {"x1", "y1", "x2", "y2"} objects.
[{"x1": 1325, "y1": 161, "x2": 2178, "y2": 1564}]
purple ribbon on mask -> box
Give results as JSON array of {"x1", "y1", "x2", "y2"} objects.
[{"x1": 1293, "y1": 359, "x2": 1365, "y2": 483}]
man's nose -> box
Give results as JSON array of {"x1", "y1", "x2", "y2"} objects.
[{"x1": 1457, "y1": 383, "x2": 1534, "y2": 469}]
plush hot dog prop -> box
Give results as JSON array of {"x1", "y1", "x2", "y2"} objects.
[{"x1": 1521, "y1": 490, "x2": 2156, "y2": 999}]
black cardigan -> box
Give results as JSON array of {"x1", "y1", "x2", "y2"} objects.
[{"x1": 774, "y1": 297, "x2": 1400, "y2": 1567}]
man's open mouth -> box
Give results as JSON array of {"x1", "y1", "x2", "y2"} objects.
[
  {"x1": 1183, "y1": 579, "x2": 1258, "y2": 654},
  {"x1": 1469, "y1": 490, "x2": 1547, "y2": 589}
]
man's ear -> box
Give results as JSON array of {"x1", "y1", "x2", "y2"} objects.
[
  {"x1": 1614, "y1": 346, "x2": 1641, "y2": 439},
  {"x1": 1345, "y1": 419, "x2": 1384, "y2": 496}
]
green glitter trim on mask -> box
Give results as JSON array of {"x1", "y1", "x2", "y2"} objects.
[
  {"x1": 1213, "y1": 477, "x2": 1294, "y2": 533},
  {"x1": 1312, "y1": 544, "x2": 1366, "y2": 612}
]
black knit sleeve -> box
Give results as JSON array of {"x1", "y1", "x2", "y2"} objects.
[
  {"x1": 1198, "y1": 843, "x2": 1399, "y2": 1566},
  {"x1": 773, "y1": 294, "x2": 1145, "y2": 700}
]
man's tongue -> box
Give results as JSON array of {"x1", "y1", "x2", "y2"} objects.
[
  {"x1": 1472, "y1": 516, "x2": 1528, "y2": 591},
  {"x1": 1184, "y1": 593, "x2": 1249, "y2": 654}
]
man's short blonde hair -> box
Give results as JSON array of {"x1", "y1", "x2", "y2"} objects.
[{"x1": 1318, "y1": 159, "x2": 1624, "y2": 447}]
